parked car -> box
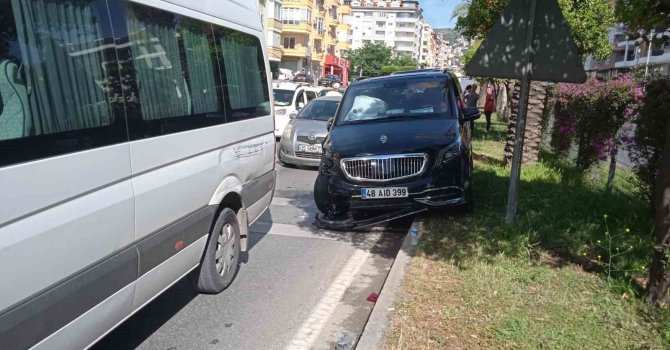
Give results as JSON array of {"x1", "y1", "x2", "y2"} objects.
[
  {"x1": 273, "y1": 82, "x2": 318, "y2": 138},
  {"x1": 313, "y1": 70, "x2": 480, "y2": 219},
  {"x1": 317, "y1": 88, "x2": 346, "y2": 97},
  {"x1": 318, "y1": 74, "x2": 341, "y2": 88},
  {"x1": 278, "y1": 68, "x2": 294, "y2": 81},
  {"x1": 279, "y1": 96, "x2": 341, "y2": 167},
  {"x1": 293, "y1": 73, "x2": 314, "y2": 85}
]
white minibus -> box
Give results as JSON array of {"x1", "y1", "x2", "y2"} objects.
[{"x1": 0, "y1": 0, "x2": 275, "y2": 348}]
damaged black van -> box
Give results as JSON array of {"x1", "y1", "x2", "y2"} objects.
[{"x1": 314, "y1": 70, "x2": 481, "y2": 223}]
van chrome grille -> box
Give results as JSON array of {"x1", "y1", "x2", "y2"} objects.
[{"x1": 340, "y1": 153, "x2": 428, "y2": 182}]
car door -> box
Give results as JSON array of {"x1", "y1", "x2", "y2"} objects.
[
  {"x1": 295, "y1": 89, "x2": 307, "y2": 110},
  {"x1": 306, "y1": 90, "x2": 317, "y2": 102}
]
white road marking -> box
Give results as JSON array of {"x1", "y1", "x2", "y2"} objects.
[
  {"x1": 249, "y1": 222, "x2": 353, "y2": 242},
  {"x1": 285, "y1": 232, "x2": 383, "y2": 350}
]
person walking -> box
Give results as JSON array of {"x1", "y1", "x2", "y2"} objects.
[
  {"x1": 484, "y1": 85, "x2": 496, "y2": 132},
  {"x1": 465, "y1": 84, "x2": 479, "y2": 108}
]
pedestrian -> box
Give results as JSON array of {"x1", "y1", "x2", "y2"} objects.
[
  {"x1": 463, "y1": 84, "x2": 472, "y2": 101},
  {"x1": 465, "y1": 84, "x2": 479, "y2": 108},
  {"x1": 484, "y1": 85, "x2": 495, "y2": 132}
]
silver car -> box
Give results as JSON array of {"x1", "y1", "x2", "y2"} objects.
[{"x1": 278, "y1": 96, "x2": 341, "y2": 167}]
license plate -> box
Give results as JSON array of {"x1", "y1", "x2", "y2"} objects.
[
  {"x1": 298, "y1": 144, "x2": 322, "y2": 153},
  {"x1": 361, "y1": 187, "x2": 408, "y2": 199}
]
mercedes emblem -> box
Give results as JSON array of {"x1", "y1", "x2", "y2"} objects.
[
  {"x1": 379, "y1": 134, "x2": 388, "y2": 144},
  {"x1": 308, "y1": 133, "x2": 317, "y2": 141}
]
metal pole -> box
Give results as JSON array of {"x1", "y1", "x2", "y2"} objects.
[
  {"x1": 505, "y1": 0, "x2": 537, "y2": 223},
  {"x1": 645, "y1": 29, "x2": 655, "y2": 78}
]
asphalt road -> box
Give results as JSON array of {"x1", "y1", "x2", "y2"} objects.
[{"x1": 93, "y1": 157, "x2": 411, "y2": 350}]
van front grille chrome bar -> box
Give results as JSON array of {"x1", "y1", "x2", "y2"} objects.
[{"x1": 340, "y1": 153, "x2": 428, "y2": 182}]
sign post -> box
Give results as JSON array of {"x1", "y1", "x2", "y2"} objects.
[
  {"x1": 505, "y1": 0, "x2": 536, "y2": 222},
  {"x1": 464, "y1": 0, "x2": 587, "y2": 222}
]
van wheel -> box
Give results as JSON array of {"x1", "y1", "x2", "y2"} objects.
[
  {"x1": 193, "y1": 208, "x2": 240, "y2": 293},
  {"x1": 332, "y1": 83, "x2": 341, "y2": 89},
  {"x1": 314, "y1": 172, "x2": 330, "y2": 214}
]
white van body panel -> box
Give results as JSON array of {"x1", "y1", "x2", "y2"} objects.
[
  {"x1": 0, "y1": 144, "x2": 134, "y2": 314},
  {"x1": 33, "y1": 283, "x2": 136, "y2": 350}
]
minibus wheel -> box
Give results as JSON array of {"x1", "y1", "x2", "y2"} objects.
[{"x1": 193, "y1": 208, "x2": 241, "y2": 293}]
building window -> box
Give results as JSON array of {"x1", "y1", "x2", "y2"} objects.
[
  {"x1": 376, "y1": 21, "x2": 385, "y2": 28},
  {"x1": 329, "y1": 6, "x2": 337, "y2": 18},
  {"x1": 283, "y1": 36, "x2": 296, "y2": 49},
  {"x1": 364, "y1": 11, "x2": 372, "y2": 17},
  {"x1": 281, "y1": 7, "x2": 312, "y2": 25},
  {"x1": 274, "y1": 2, "x2": 282, "y2": 19},
  {"x1": 375, "y1": 31, "x2": 384, "y2": 36},
  {"x1": 316, "y1": 17, "x2": 325, "y2": 34},
  {"x1": 376, "y1": 12, "x2": 387, "y2": 18}
]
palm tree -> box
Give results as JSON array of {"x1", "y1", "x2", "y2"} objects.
[
  {"x1": 504, "y1": 81, "x2": 549, "y2": 165},
  {"x1": 451, "y1": 1, "x2": 471, "y2": 21}
]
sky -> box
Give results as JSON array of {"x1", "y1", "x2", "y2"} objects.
[{"x1": 420, "y1": 0, "x2": 462, "y2": 29}]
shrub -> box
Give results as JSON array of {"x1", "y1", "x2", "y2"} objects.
[
  {"x1": 552, "y1": 75, "x2": 639, "y2": 171},
  {"x1": 626, "y1": 78, "x2": 670, "y2": 204}
]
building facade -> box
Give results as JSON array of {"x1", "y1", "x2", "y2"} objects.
[
  {"x1": 346, "y1": 0, "x2": 424, "y2": 60},
  {"x1": 270, "y1": 0, "x2": 352, "y2": 80},
  {"x1": 418, "y1": 21, "x2": 435, "y2": 67},
  {"x1": 585, "y1": 24, "x2": 670, "y2": 78}
]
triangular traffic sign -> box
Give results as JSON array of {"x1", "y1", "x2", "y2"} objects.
[{"x1": 465, "y1": 0, "x2": 586, "y2": 83}]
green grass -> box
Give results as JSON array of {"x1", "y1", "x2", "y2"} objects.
[{"x1": 385, "y1": 117, "x2": 670, "y2": 350}]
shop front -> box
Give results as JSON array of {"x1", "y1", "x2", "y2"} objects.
[{"x1": 322, "y1": 55, "x2": 350, "y2": 87}]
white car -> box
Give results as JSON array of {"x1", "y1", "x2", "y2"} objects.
[
  {"x1": 277, "y1": 68, "x2": 294, "y2": 81},
  {"x1": 273, "y1": 82, "x2": 318, "y2": 138}
]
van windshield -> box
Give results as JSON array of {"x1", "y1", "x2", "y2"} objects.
[
  {"x1": 335, "y1": 77, "x2": 457, "y2": 124},
  {"x1": 273, "y1": 89, "x2": 294, "y2": 106}
]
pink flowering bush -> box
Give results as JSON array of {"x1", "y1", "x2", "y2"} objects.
[
  {"x1": 625, "y1": 78, "x2": 670, "y2": 204},
  {"x1": 552, "y1": 75, "x2": 639, "y2": 170}
]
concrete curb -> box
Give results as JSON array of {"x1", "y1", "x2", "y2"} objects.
[{"x1": 355, "y1": 216, "x2": 424, "y2": 350}]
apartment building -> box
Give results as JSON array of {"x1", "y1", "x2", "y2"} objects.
[
  {"x1": 419, "y1": 21, "x2": 436, "y2": 67},
  {"x1": 274, "y1": 0, "x2": 352, "y2": 80},
  {"x1": 346, "y1": 0, "x2": 424, "y2": 60},
  {"x1": 585, "y1": 24, "x2": 670, "y2": 78},
  {"x1": 263, "y1": 0, "x2": 284, "y2": 65}
]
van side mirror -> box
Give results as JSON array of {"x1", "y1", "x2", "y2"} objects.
[
  {"x1": 462, "y1": 107, "x2": 481, "y2": 122},
  {"x1": 327, "y1": 117, "x2": 335, "y2": 131}
]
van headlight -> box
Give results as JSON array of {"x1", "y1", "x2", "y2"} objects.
[
  {"x1": 437, "y1": 143, "x2": 460, "y2": 165},
  {"x1": 276, "y1": 108, "x2": 286, "y2": 116}
]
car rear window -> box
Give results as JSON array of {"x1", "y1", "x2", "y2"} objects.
[{"x1": 336, "y1": 77, "x2": 457, "y2": 123}]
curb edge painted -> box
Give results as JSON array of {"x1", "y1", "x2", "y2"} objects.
[{"x1": 355, "y1": 216, "x2": 425, "y2": 350}]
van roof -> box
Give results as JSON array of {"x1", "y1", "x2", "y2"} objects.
[{"x1": 160, "y1": 0, "x2": 263, "y2": 33}]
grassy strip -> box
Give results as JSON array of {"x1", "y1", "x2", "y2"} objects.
[{"x1": 385, "y1": 118, "x2": 670, "y2": 349}]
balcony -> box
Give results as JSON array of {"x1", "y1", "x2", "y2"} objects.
[
  {"x1": 268, "y1": 46, "x2": 283, "y2": 61},
  {"x1": 268, "y1": 18, "x2": 283, "y2": 31},
  {"x1": 336, "y1": 41, "x2": 350, "y2": 50},
  {"x1": 312, "y1": 51, "x2": 324, "y2": 62},
  {"x1": 283, "y1": 0, "x2": 314, "y2": 6},
  {"x1": 339, "y1": 5, "x2": 352, "y2": 15},
  {"x1": 283, "y1": 46, "x2": 308, "y2": 57},
  {"x1": 283, "y1": 22, "x2": 313, "y2": 34}
]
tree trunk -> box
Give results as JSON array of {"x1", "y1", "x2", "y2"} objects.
[
  {"x1": 504, "y1": 81, "x2": 548, "y2": 165},
  {"x1": 496, "y1": 82, "x2": 510, "y2": 122},
  {"x1": 646, "y1": 121, "x2": 670, "y2": 306},
  {"x1": 606, "y1": 152, "x2": 617, "y2": 192}
]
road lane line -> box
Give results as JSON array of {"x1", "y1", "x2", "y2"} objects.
[
  {"x1": 250, "y1": 222, "x2": 354, "y2": 242},
  {"x1": 285, "y1": 232, "x2": 383, "y2": 350}
]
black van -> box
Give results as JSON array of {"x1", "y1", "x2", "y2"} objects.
[{"x1": 314, "y1": 70, "x2": 480, "y2": 219}]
